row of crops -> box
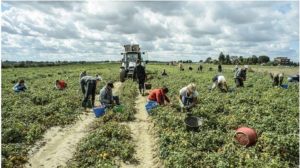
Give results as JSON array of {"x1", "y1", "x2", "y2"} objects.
[
  {"x1": 147, "y1": 64, "x2": 299, "y2": 167},
  {"x1": 1, "y1": 64, "x2": 120, "y2": 167},
  {"x1": 67, "y1": 80, "x2": 139, "y2": 167},
  {"x1": 2, "y1": 63, "x2": 299, "y2": 167}
]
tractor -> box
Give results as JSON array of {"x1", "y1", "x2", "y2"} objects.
[{"x1": 119, "y1": 44, "x2": 146, "y2": 82}]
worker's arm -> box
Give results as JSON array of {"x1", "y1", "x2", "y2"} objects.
[
  {"x1": 23, "y1": 84, "x2": 28, "y2": 90},
  {"x1": 13, "y1": 84, "x2": 19, "y2": 91},
  {"x1": 164, "y1": 95, "x2": 170, "y2": 103},
  {"x1": 100, "y1": 89, "x2": 111, "y2": 104},
  {"x1": 156, "y1": 92, "x2": 163, "y2": 105},
  {"x1": 211, "y1": 82, "x2": 217, "y2": 90},
  {"x1": 189, "y1": 97, "x2": 198, "y2": 107},
  {"x1": 235, "y1": 69, "x2": 241, "y2": 79},
  {"x1": 178, "y1": 96, "x2": 184, "y2": 107},
  {"x1": 80, "y1": 79, "x2": 86, "y2": 94}
]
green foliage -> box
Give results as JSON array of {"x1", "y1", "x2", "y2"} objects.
[
  {"x1": 67, "y1": 80, "x2": 138, "y2": 167},
  {"x1": 218, "y1": 52, "x2": 225, "y2": 64},
  {"x1": 68, "y1": 121, "x2": 136, "y2": 168},
  {"x1": 102, "y1": 80, "x2": 138, "y2": 123},
  {"x1": 258, "y1": 55, "x2": 270, "y2": 64},
  {"x1": 147, "y1": 64, "x2": 299, "y2": 168},
  {"x1": 1, "y1": 63, "x2": 119, "y2": 167},
  {"x1": 2, "y1": 63, "x2": 298, "y2": 168}
]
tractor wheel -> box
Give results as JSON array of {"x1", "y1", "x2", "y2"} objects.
[{"x1": 120, "y1": 70, "x2": 126, "y2": 82}]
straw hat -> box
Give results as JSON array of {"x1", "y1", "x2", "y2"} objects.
[{"x1": 187, "y1": 83, "x2": 196, "y2": 92}]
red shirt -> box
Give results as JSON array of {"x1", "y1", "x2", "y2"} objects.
[
  {"x1": 148, "y1": 89, "x2": 169, "y2": 105},
  {"x1": 57, "y1": 80, "x2": 67, "y2": 89}
]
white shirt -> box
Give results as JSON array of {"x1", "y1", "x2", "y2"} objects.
[
  {"x1": 179, "y1": 87, "x2": 199, "y2": 98},
  {"x1": 217, "y1": 75, "x2": 226, "y2": 83}
]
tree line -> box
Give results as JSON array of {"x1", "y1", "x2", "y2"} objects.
[
  {"x1": 1, "y1": 60, "x2": 120, "y2": 68},
  {"x1": 201, "y1": 52, "x2": 298, "y2": 66}
]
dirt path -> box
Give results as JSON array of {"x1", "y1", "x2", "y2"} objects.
[
  {"x1": 26, "y1": 82, "x2": 122, "y2": 168},
  {"x1": 121, "y1": 93, "x2": 161, "y2": 168}
]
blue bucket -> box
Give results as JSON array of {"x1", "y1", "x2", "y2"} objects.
[
  {"x1": 281, "y1": 84, "x2": 288, "y2": 89},
  {"x1": 145, "y1": 101, "x2": 158, "y2": 114},
  {"x1": 93, "y1": 106, "x2": 106, "y2": 118}
]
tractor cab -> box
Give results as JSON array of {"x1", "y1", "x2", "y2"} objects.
[{"x1": 120, "y1": 44, "x2": 146, "y2": 82}]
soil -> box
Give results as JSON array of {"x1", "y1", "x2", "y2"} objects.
[
  {"x1": 121, "y1": 93, "x2": 162, "y2": 168},
  {"x1": 25, "y1": 82, "x2": 122, "y2": 168}
]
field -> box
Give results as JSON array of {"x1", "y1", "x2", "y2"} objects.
[{"x1": 1, "y1": 63, "x2": 299, "y2": 168}]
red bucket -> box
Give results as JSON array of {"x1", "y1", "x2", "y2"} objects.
[{"x1": 235, "y1": 127, "x2": 257, "y2": 147}]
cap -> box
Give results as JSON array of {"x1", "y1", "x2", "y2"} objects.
[
  {"x1": 107, "y1": 81, "x2": 114, "y2": 88},
  {"x1": 244, "y1": 65, "x2": 249, "y2": 69},
  {"x1": 95, "y1": 76, "x2": 102, "y2": 81}
]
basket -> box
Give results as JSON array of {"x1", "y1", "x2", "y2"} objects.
[
  {"x1": 184, "y1": 116, "x2": 203, "y2": 132},
  {"x1": 145, "y1": 83, "x2": 152, "y2": 90},
  {"x1": 235, "y1": 127, "x2": 257, "y2": 147},
  {"x1": 93, "y1": 106, "x2": 106, "y2": 118}
]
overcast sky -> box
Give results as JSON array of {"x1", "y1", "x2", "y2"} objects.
[{"x1": 1, "y1": 1, "x2": 299, "y2": 62}]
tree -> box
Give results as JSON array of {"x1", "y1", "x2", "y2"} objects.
[
  {"x1": 218, "y1": 52, "x2": 225, "y2": 64},
  {"x1": 230, "y1": 56, "x2": 239, "y2": 64},
  {"x1": 251, "y1": 55, "x2": 258, "y2": 64},
  {"x1": 258, "y1": 55, "x2": 270, "y2": 63},
  {"x1": 239, "y1": 56, "x2": 244, "y2": 64},
  {"x1": 205, "y1": 57, "x2": 212, "y2": 63},
  {"x1": 225, "y1": 55, "x2": 231, "y2": 64}
]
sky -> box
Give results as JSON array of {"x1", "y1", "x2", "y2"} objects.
[{"x1": 1, "y1": 1, "x2": 299, "y2": 62}]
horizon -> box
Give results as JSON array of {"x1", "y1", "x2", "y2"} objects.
[{"x1": 1, "y1": 1, "x2": 299, "y2": 62}]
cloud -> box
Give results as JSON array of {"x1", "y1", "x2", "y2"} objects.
[{"x1": 1, "y1": 1, "x2": 299, "y2": 62}]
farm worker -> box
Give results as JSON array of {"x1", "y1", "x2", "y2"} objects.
[
  {"x1": 179, "y1": 83, "x2": 198, "y2": 110},
  {"x1": 234, "y1": 65, "x2": 239, "y2": 72},
  {"x1": 234, "y1": 66, "x2": 247, "y2": 87},
  {"x1": 218, "y1": 64, "x2": 222, "y2": 72},
  {"x1": 79, "y1": 71, "x2": 87, "y2": 80},
  {"x1": 99, "y1": 81, "x2": 120, "y2": 108},
  {"x1": 133, "y1": 59, "x2": 146, "y2": 95},
  {"x1": 211, "y1": 75, "x2": 228, "y2": 92},
  {"x1": 197, "y1": 65, "x2": 203, "y2": 72},
  {"x1": 13, "y1": 79, "x2": 27, "y2": 92},
  {"x1": 80, "y1": 75, "x2": 102, "y2": 109},
  {"x1": 55, "y1": 80, "x2": 67, "y2": 90},
  {"x1": 147, "y1": 86, "x2": 170, "y2": 105},
  {"x1": 179, "y1": 63, "x2": 184, "y2": 71},
  {"x1": 161, "y1": 69, "x2": 168, "y2": 76},
  {"x1": 270, "y1": 73, "x2": 284, "y2": 86}
]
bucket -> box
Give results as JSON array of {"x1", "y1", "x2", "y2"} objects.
[
  {"x1": 235, "y1": 127, "x2": 257, "y2": 147},
  {"x1": 93, "y1": 106, "x2": 106, "y2": 118},
  {"x1": 281, "y1": 84, "x2": 288, "y2": 89},
  {"x1": 113, "y1": 105, "x2": 124, "y2": 113},
  {"x1": 145, "y1": 101, "x2": 158, "y2": 114},
  {"x1": 184, "y1": 116, "x2": 203, "y2": 132},
  {"x1": 145, "y1": 83, "x2": 152, "y2": 90}
]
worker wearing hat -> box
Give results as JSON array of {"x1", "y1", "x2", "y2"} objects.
[
  {"x1": 179, "y1": 83, "x2": 199, "y2": 110},
  {"x1": 234, "y1": 65, "x2": 248, "y2": 87},
  {"x1": 99, "y1": 81, "x2": 120, "y2": 108},
  {"x1": 211, "y1": 75, "x2": 228, "y2": 92},
  {"x1": 80, "y1": 75, "x2": 102, "y2": 110}
]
